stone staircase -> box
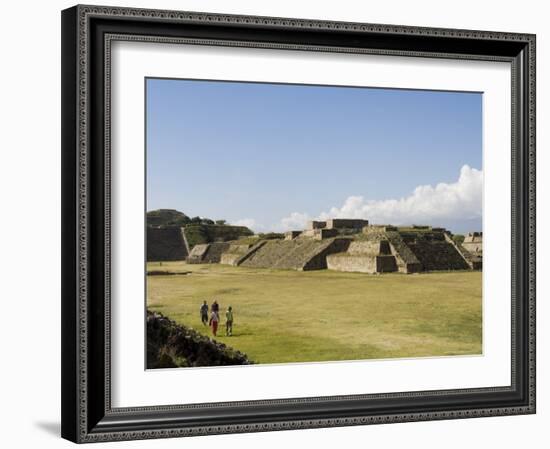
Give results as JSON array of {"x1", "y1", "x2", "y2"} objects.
[
  {"x1": 202, "y1": 242, "x2": 231, "y2": 263},
  {"x1": 385, "y1": 231, "x2": 423, "y2": 273},
  {"x1": 444, "y1": 234, "x2": 482, "y2": 270},
  {"x1": 401, "y1": 233, "x2": 470, "y2": 271},
  {"x1": 240, "y1": 238, "x2": 350, "y2": 270}
]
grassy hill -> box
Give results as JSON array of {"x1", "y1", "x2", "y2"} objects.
[{"x1": 147, "y1": 209, "x2": 191, "y2": 227}]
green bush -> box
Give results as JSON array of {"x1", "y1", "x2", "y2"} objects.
[
  {"x1": 453, "y1": 234, "x2": 465, "y2": 245},
  {"x1": 258, "y1": 232, "x2": 284, "y2": 240}
]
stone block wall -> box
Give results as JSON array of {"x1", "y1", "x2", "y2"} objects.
[
  {"x1": 385, "y1": 232, "x2": 423, "y2": 273},
  {"x1": 221, "y1": 243, "x2": 253, "y2": 258},
  {"x1": 326, "y1": 253, "x2": 378, "y2": 273},
  {"x1": 444, "y1": 234, "x2": 482, "y2": 270},
  {"x1": 301, "y1": 228, "x2": 338, "y2": 240},
  {"x1": 147, "y1": 226, "x2": 189, "y2": 261},
  {"x1": 187, "y1": 242, "x2": 231, "y2": 264},
  {"x1": 186, "y1": 243, "x2": 210, "y2": 264},
  {"x1": 401, "y1": 232, "x2": 470, "y2": 271},
  {"x1": 220, "y1": 241, "x2": 267, "y2": 266},
  {"x1": 239, "y1": 238, "x2": 350, "y2": 271},
  {"x1": 326, "y1": 240, "x2": 397, "y2": 274},
  {"x1": 202, "y1": 242, "x2": 231, "y2": 263},
  {"x1": 462, "y1": 232, "x2": 483, "y2": 254},
  {"x1": 285, "y1": 231, "x2": 302, "y2": 240},
  {"x1": 307, "y1": 221, "x2": 327, "y2": 230},
  {"x1": 326, "y1": 218, "x2": 369, "y2": 230},
  {"x1": 376, "y1": 255, "x2": 398, "y2": 272},
  {"x1": 301, "y1": 238, "x2": 351, "y2": 270}
]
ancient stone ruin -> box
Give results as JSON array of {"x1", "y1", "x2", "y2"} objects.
[
  {"x1": 187, "y1": 242, "x2": 231, "y2": 264},
  {"x1": 462, "y1": 232, "x2": 483, "y2": 254},
  {"x1": 146, "y1": 226, "x2": 189, "y2": 261},
  {"x1": 149, "y1": 214, "x2": 482, "y2": 274},
  {"x1": 146, "y1": 209, "x2": 254, "y2": 262}
]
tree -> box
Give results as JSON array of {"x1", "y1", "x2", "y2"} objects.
[
  {"x1": 452, "y1": 234, "x2": 465, "y2": 245},
  {"x1": 215, "y1": 219, "x2": 227, "y2": 226}
]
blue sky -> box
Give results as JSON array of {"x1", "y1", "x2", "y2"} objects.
[{"x1": 146, "y1": 78, "x2": 482, "y2": 234}]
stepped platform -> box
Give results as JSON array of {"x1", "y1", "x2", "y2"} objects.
[
  {"x1": 327, "y1": 240, "x2": 398, "y2": 273},
  {"x1": 220, "y1": 241, "x2": 267, "y2": 266},
  {"x1": 240, "y1": 238, "x2": 350, "y2": 271},
  {"x1": 187, "y1": 242, "x2": 230, "y2": 264},
  {"x1": 147, "y1": 227, "x2": 188, "y2": 261},
  {"x1": 400, "y1": 232, "x2": 470, "y2": 271}
]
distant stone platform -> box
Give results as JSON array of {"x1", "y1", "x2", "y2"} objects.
[
  {"x1": 147, "y1": 224, "x2": 252, "y2": 262},
  {"x1": 147, "y1": 227, "x2": 189, "y2": 262},
  {"x1": 149, "y1": 216, "x2": 482, "y2": 274}
]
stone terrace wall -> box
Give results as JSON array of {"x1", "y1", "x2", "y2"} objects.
[
  {"x1": 327, "y1": 253, "x2": 378, "y2": 273},
  {"x1": 385, "y1": 231, "x2": 423, "y2": 273},
  {"x1": 187, "y1": 242, "x2": 231, "y2": 264},
  {"x1": 186, "y1": 243, "x2": 210, "y2": 264},
  {"x1": 300, "y1": 238, "x2": 351, "y2": 270},
  {"x1": 240, "y1": 238, "x2": 350, "y2": 271},
  {"x1": 202, "y1": 242, "x2": 231, "y2": 263},
  {"x1": 401, "y1": 232, "x2": 470, "y2": 271},
  {"x1": 240, "y1": 241, "x2": 296, "y2": 268},
  {"x1": 220, "y1": 243, "x2": 252, "y2": 265},
  {"x1": 462, "y1": 232, "x2": 483, "y2": 254},
  {"x1": 445, "y1": 234, "x2": 482, "y2": 270},
  {"x1": 147, "y1": 227, "x2": 189, "y2": 261},
  {"x1": 220, "y1": 241, "x2": 268, "y2": 266},
  {"x1": 326, "y1": 218, "x2": 369, "y2": 230},
  {"x1": 307, "y1": 220, "x2": 327, "y2": 230},
  {"x1": 326, "y1": 240, "x2": 397, "y2": 274},
  {"x1": 359, "y1": 227, "x2": 421, "y2": 273}
]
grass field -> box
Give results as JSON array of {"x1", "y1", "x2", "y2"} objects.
[{"x1": 147, "y1": 262, "x2": 482, "y2": 364}]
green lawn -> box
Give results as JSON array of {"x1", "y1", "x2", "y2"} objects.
[{"x1": 147, "y1": 262, "x2": 482, "y2": 364}]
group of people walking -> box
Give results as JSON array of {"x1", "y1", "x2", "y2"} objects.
[{"x1": 200, "y1": 300, "x2": 233, "y2": 337}]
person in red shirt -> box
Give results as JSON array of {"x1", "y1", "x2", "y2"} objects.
[{"x1": 209, "y1": 310, "x2": 219, "y2": 336}]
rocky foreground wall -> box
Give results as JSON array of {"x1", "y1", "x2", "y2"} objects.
[{"x1": 147, "y1": 310, "x2": 252, "y2": 369}]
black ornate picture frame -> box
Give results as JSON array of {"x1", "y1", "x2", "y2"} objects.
[{"x1": 61, "y1": 4, "x2": 536, "y2": 443}]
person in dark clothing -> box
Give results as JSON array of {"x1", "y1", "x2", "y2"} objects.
[
  {"x1": 200, "y1": 301, "x2": 209, "y2": 325},
  {"x1": 211, "y1": 300, "x2": 220, "y2": 315}
]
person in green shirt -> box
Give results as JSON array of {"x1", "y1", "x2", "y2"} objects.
[{"x1": 225, "y1": 306, "x2": 234, "y2": 336}]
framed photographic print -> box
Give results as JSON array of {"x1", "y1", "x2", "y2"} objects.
[{"x1": 61, "y1": 4, "x2": 536, "y2": 443}]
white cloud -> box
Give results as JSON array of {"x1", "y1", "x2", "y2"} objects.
[
  {"x1": 279, "y1": 212, "x2": 310, "y2": 232},
  {"x1": 278, "y1": 165, "x2": 482, "y2": 230},
  {"x1": 232, "y1": 218, "x2": 260, "y2": 231}
]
